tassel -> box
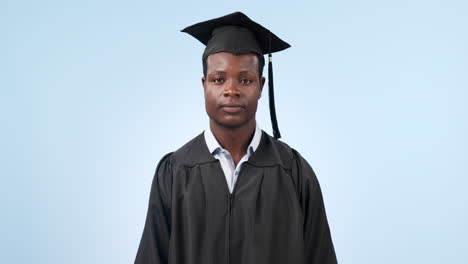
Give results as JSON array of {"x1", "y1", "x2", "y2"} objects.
[{"x1": 268, "y1": 53, "x2": 281, "y2": 139}]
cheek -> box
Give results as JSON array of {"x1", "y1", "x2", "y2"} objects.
[
  {"x1": 246, "y1": 95, "x2": 260, "y2": 112},
  {"x1": 249, "y1": 89, "x2": 261, "y2": 103},
  {"x1": 204, "y1": 89, "x2": 218, "y2": 110},
  {"x1": 205, "y1": 85, "x2": 219, "y2": 97}
]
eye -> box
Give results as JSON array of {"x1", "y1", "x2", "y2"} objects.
[
  {"x1": 240, "y1": 78, "x2": 252, "y2": 85},
  {"x1": 213, "y1": 77, "x2": 224, "y2": 84}
]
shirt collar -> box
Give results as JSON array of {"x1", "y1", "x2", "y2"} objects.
[{"x1": 204, "y1": 121, "x2": 262, "y2": 156}]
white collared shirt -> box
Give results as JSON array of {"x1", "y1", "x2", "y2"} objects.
[{"x1": 204, "y1": 122, "x2": 262, "y2": 193}]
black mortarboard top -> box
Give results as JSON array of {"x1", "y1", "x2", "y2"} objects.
[{"x1": 181, "y1": 11, "x2": 291, "y2": 139}]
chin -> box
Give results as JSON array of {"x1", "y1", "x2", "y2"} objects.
[{"x1": 213, "y1": 116, "x2": 249, "y2": 129}]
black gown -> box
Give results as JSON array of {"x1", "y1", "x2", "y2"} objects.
[{"x1": 135, "y1": 130, "x2": 337, "y2": 264}]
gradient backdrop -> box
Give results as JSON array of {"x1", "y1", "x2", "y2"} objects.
[{"x1": 2, "y1": 0, "x2": 467, "y2": 263}]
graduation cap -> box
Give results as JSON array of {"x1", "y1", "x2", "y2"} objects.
[{"x1": 181, "y1": 11, "x2": 290, "y2": 139}]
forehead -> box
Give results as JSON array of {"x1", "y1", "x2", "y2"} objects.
[{"x1": 206, "y1": 52, "x2": 259, "y2": 71}]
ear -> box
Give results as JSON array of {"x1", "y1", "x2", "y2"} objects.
[
  {"x1": 260, "y1": 76, "x2": 266, "y2": 94},
  {"x1": 202, "y1": 76, "x2": 206, "y2": 91}
]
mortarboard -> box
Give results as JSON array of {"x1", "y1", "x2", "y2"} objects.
[{"x1": 181, "y1": 11, "x2": 290, "y2": 139}]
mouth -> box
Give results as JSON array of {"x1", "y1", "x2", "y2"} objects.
[{"x1": 220, "y1": 104, "x2": 243, "y2": 113}]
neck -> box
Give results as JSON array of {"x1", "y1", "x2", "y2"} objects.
[{"x1": 209, "y1": 118, "x2": 256, "y2": 164}]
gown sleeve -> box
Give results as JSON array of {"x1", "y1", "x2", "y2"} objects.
[
  {"x1": 135, "y1": 152, "x2": 173, "y2": 264},
  {"x1": 291, "y1": 149, "x2": 338, "y2": 264}
]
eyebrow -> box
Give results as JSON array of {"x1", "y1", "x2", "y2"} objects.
[
  {"x1": 208, "y1": 70, "x2": 257, "y2": 75},
  {"x1": 239, "y1": 70, "x2": 257, "y2": 75},
  {"x1": 209, "y1": 71, "x2": 226, "y2": 75}
]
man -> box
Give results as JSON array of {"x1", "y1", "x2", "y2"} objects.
[{"x1": 135, "y1": 12, "x2": 337, "y2": 264}]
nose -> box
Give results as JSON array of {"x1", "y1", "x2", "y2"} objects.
[{"x1": 223, "y1": 80, "x2": 240, "y2": 97}]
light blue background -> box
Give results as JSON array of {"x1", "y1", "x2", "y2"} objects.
[{"x1": 2, "y1": 0, "x2": 467, "y2": 263}]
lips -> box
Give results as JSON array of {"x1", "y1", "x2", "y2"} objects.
[{"x1": 220, "y1": 104, "x2": 243, "y2": 113}]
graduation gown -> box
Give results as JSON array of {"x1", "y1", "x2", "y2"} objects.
[{"x1": 135, "y1": 130, "x2": 337, "y2": 264}]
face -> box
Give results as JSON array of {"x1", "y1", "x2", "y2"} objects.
[{"x1": 202, "y1": 52, "x2": 265, "y2": 129}]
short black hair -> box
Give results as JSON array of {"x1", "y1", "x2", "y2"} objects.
[{"x1": 203, "y1": 53, "x2": 265, "y2": 78}]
